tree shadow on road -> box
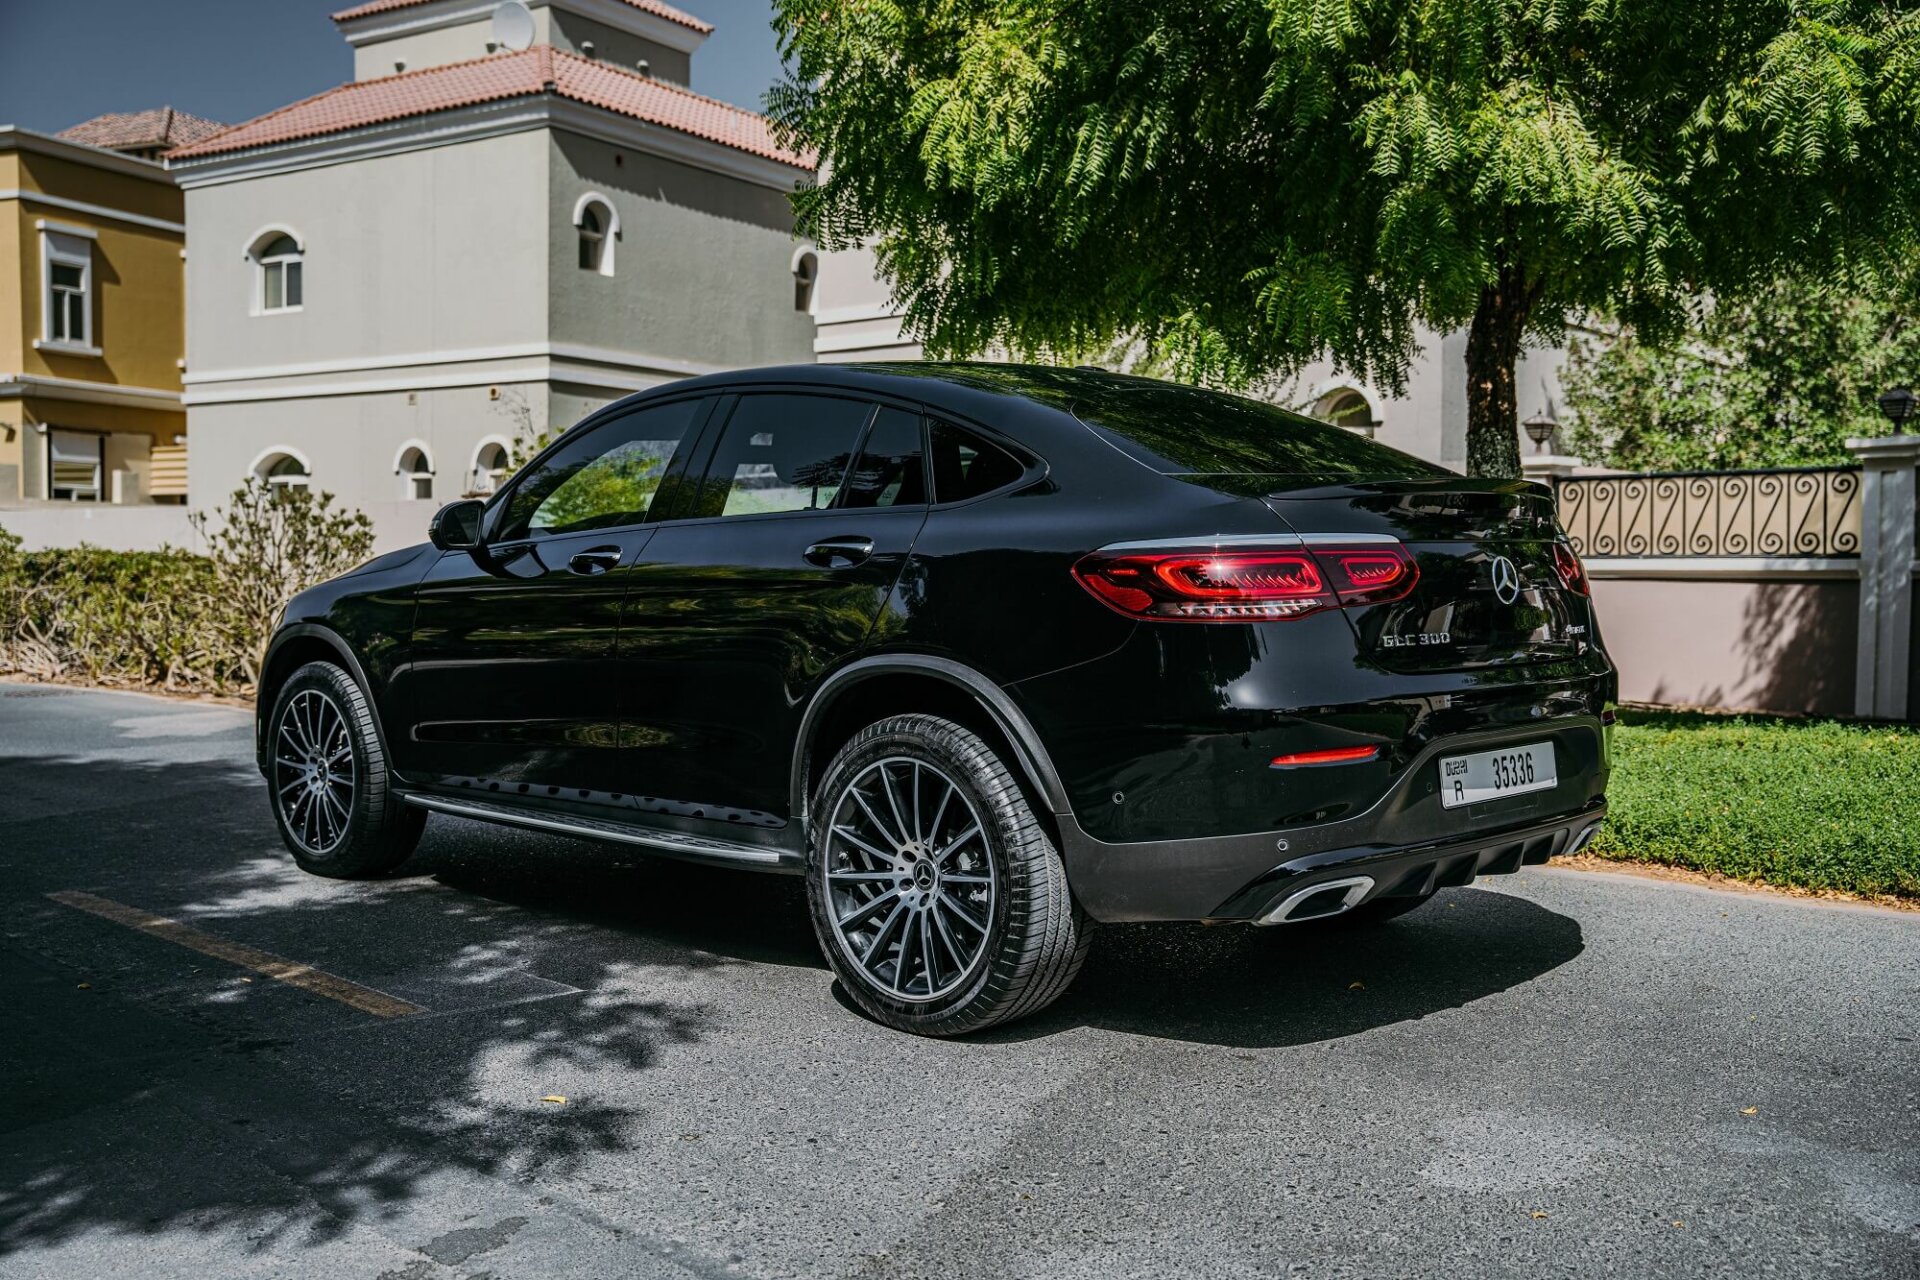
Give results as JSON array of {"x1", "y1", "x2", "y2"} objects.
[{"x1": 0, "y1": 754, "x2": 722, "y2": 1263}]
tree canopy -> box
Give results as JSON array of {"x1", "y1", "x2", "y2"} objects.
[
  {"x1": 770, "y1": 0, "x2": 1920, "y2": 476},
  {"x1": 1564, "y1": 271, "x2": 1920, "y2": 471}
]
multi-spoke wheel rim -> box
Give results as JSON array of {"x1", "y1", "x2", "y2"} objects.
[
  {"x1": 821, "y1": 756, "x2": 997, "y2": 1004},
  {"x1": 273, "y1": 689, "x2": 354, "y2": 855}
]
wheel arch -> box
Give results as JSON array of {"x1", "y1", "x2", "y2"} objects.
[
  {"x1": 256, "y1": 624, "x2": 388, "y2": 776},
  {"x1": 792, "y1": 655, "x2": 1071, "y2": 834}
]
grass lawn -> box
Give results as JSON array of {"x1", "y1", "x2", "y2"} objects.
[{"x1": 1588, "y1": 709, "x2": 1920, "y2": 900}]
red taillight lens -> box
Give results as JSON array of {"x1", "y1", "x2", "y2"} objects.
[
  {"x1": 1073, "y1": 550, "x2": 1337, "y2": 621},
  {"x1": 1270, "y1": 745, "x2": 1381, "y2": 768},
  {"x1": 1313, "y1": 543, "x2": 1421, "y2": 607},
  {"x1": 1073, "y1": 542, "x2": 1421, "y2": 622},
  {"x1": 1551, "y1": 542, "x2": 1590, "y2": 596}
]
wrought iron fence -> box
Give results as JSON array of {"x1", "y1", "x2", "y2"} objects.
[{"x1": 1555, "y1": 466, "x2": 1862, "y2": 558}]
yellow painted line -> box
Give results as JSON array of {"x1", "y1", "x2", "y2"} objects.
[{"x1": 47, "y1": 889, "x2": 424, "y2": 1018}]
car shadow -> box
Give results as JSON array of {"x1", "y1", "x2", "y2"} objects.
[
  {"x1": 981, "y1": 887, "x2": 1584, "y2": 1048},
  {"x1": 416, "y1": 829, "x2": 1583, "y2": 1051}
]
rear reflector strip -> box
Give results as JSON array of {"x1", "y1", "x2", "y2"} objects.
[{"x1": 1269, "y1": 745, "x2": 1382, "y2": 768}]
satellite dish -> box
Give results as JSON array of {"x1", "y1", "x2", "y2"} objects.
[{"x1": 491, "y1": 1, "x2": 535, "y2": 51}]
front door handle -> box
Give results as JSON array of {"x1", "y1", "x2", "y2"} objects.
[
  {"x1": 567, "y1": 546, "x2": 624, "y2": 576},
  {"x1": 803, "y1": 536, "x2": 875, "y2": 568}
]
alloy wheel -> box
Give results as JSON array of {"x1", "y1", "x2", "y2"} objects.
[
  {"x1": 820, "y1": 756, "x2": 997, "y2": 1003},
  {"x1": 273, "y1": 688, "x2": 355, "y2": 855}
]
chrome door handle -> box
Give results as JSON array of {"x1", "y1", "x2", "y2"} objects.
[
  {"x1": 567, "y1": 546, "x2": 623, "y2": 576},
  {"x1": 803, "y1": 536, "x2": 875, "y2": 568}
]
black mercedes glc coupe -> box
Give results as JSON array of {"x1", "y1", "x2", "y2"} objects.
[{"x1": 260, "y1": 363, "x2": 1613, "y2": 1035}]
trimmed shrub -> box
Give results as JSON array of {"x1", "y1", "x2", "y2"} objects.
[
  {"x1": 1589, "y1": 710, "x2": 1920, "y2": 900},
  {"x1": 0, "y1": 481, "x2": 373, "y2": 695}
]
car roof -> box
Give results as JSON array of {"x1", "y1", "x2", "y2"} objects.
[{"x1": 605, "y1": 361, "x2": 1177, "y2": 455}]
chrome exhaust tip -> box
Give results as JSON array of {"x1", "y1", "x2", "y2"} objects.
[
  {"x1": 1566, "y1": 822, "x2": 1601, "y2": 855},
  {"x1": 1255, "y1": 875, "x2": 1375, "y2": 926}
]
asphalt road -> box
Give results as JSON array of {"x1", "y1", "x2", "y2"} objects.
[{"x1": 2, "y1": 681, "x2": 1916, "y2": 1280}]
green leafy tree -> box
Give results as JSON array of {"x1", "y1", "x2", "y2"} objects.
[
  {"x1": 1565, "y1": 271, "x2": 1920, "y2": 471},
  {"x1": 771, "y1": 0, "x2": 1920, "y2": 476}
]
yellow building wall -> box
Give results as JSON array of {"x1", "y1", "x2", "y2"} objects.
[
  {"x1": 15, "y1": 149, "x2": 186, "y2": 399},
  {"x1": 0, "y1": 151, "x2": 21, "y2": 372}
]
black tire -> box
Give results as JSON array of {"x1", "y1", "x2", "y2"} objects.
[
  {"x1": 267, "y1": 661, "x2": 425, "y2": 879},
  {"x1": 805, "y1": 714, "x2": 1092, "y2": 1037}
]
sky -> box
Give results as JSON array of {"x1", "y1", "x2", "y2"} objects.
[{"x1": 0, "y1": 0, "x2": 789, "y2": 135}]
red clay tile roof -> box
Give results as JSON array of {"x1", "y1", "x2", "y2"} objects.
[
  {"x1": 60, "y1": 107, "x2": 226, "y2": 153},
  {"x1": 167, "y1": 46, "x2": 810, "y2": 169},
  {"x1": 331, "y1": 0, "x2": 712, "y2": 36}
]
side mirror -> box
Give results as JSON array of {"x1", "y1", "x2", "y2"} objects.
[{"x1": 428, "y1": 499, "x2": 485, "y2": 551}]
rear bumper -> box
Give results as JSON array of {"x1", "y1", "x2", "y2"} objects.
[{"x1": 1059, "y1": 797, "x2": 1606, "y2": 923}]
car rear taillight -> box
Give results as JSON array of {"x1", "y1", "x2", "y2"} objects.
[
  {"x1": 1552, "y1": 542, "x2": 1590, "y2": 596},
  {"x1": 1314, "y1": 543, "x2": 1420, "y2": 607},
  {"x1": 1072, "y1": 550, "x2": 1336, "y2": 620},
  {"x1": 1072, "y1": 542, "x2": 1418, "y2": 623}
]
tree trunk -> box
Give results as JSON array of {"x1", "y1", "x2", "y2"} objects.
[{"x1": 1464, "y1": 269, "x2": 1537, "y2": 479}]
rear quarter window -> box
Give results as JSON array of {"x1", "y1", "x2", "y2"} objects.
[{"x1": 1073, "y1": 382, "x2": 1446, "y2": 480}]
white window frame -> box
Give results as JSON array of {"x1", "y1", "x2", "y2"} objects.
[
  {"x1": 246, "y1": 225, "x2": 306, "y2": 316},
  {"x1": 249, "y1": 446, "x2": 313, "y2": 494},
  {"x1": 469, "y1": 436, "x2": 513, "y2": 496},
  {"x1": 37, "y1": 224, "x2": 100, "y2": 357},
  {"x1": 394, "y1": 441, "x2": 435, "y2": 501},
  {"x1": 46, "y1": 428, "x2": 105, "y2": 502},
  {"x1": 1310, "y1": 385, "x2": 1380, "y2": 436},
  {"x1": 572, "y1": 193, "x2": 619, "y2": 277}
]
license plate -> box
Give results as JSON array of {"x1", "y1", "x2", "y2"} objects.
[{"x1": 1438, "y1": 742, "x2": 1556, "y2": 809}]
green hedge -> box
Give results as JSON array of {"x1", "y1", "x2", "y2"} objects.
[
  {"x1": 1589, "y1": 709, "x2": 1920, "y2": 899},
  {"x1": 0, "y1": 538, "x2": 245, "y2": 692},
  {"x1": 0, "y1": 481, "x2": 373, "y2": 695}
]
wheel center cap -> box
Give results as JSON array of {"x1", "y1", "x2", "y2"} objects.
[{"x1": 912, "y1": 860, "x2": 937, "y2": 891}]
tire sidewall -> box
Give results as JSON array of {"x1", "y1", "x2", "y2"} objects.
[
  {"x1": 269, "y1": 663, "x2": 381, "y2": 874},
  {"x1": 806, "y1": 718, "x2": 1026, "y2": 1032}
]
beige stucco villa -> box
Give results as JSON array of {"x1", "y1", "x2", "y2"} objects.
[{"x1": 167, "y1": 0, "x2": 818, "y2": 517}]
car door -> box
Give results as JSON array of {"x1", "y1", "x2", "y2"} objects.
[
  {"x1": 615, "y1": 394, "x2": 930, "y2": 821},
  {"x1": 401, "y1": 395, "x2": 711, "y2": 795}
]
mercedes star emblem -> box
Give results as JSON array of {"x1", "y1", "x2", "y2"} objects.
[{"x1": 1490, "y1": 555, "x2": 1521, "y2": 605}]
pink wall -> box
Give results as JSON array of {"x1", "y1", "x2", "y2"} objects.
[{"x1": 1592, "y1": 576, "x2": 1858, "y2": 717}]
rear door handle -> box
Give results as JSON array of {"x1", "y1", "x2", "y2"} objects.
[
  {"x1": 567, "y1": 546, "x2": 624, "y2": 576},
  {"x1": 803, "y1": 536, "x2": 875, "y2": 568}
]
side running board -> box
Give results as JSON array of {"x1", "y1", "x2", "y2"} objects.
[{"x1": 402, "y1": 794, "x2": 797, "y2": 871}]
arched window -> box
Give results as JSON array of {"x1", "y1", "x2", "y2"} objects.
[
  {"x1": 1310, "y1": 387, "x2": 1378, "y2": 436},
  {"x1": 471, "y1": 440, "x2": 511, "y2": 495},
  {"x1": 573, "y1": 194, "x2": 618, "y2": 276},
  {"x1": 792, "y1": 249, "x2": 818, "y2": 314},
  {"x1": 251, "y1": 232, "x2": 304, "y2": 313},
  {"x1": 396, "y1": 445, "x2": 434, "y2": 501},
  {"x1": 253, "y1": 450, "x2": 311, "y2": 494}
]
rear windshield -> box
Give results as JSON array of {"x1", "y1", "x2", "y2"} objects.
[{"x1": 1073, "y1": 382, "x2": 1446, "y2": 480}]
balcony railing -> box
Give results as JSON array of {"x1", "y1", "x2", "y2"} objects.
[{"x1": 1555, "y1": 466, "x2": 1862, "y2": 558}]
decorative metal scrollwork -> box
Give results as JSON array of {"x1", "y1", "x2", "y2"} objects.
[{"x1": 1554, "y1": 467, "x2": 1862, "y2": 559}]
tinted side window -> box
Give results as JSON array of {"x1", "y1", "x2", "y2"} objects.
[
  {"x1": 693, "y1": 394, "x2": 875, "y2": 519},
  {"x1": 1073, "y1": 382, "x2": 1445, "y2": 479},
  {"x1": 929, "y1": 421, "x2": 1025, "y2": 502},
  {"x1": 838, "y1": 407, "x2": 926, "y2": 509},
  {"x1": 498, "y1": 398, "x2": 703, "y2": 540}
]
